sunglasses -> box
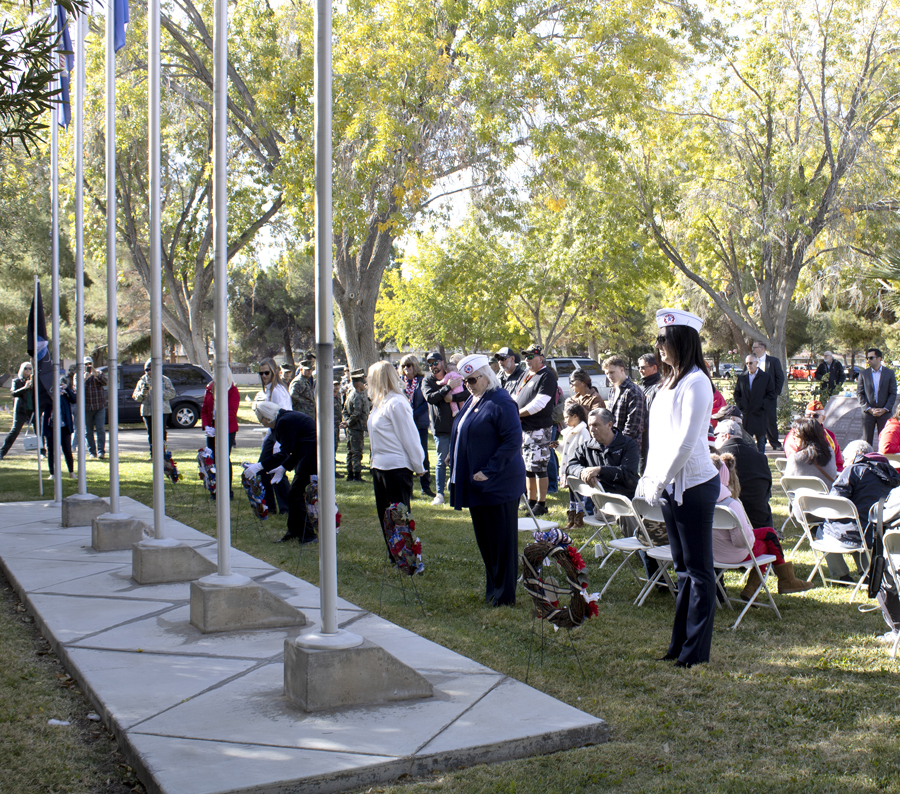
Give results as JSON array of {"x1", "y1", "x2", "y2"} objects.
[
  {"x1": 496, "y1": 354, "x2": 510, "y2": 360},
  {"x1": 259, "y1": 370, "x2": 273, "y2": 376},
  {"x1": 428, "y1": 361, "x2": 442, "y2": 367},
  {"x1": 867, "y1": 356, "x2": 877, "y2": 360},
  {"x1": 525, "y1": 354, "x2": 537, "y2": 360},
  {"x1": 655, "y1": 334, "x2": 668, "y2": 346},
  {"x1": 464, "y1": 375, "x2": 480, "y2": 386}
]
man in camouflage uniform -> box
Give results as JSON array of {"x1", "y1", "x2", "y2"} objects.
[
  {"x1": 341, "y1": 369, "x2": 369, "y2": 481},
  {"x1": 333, "y1": 380, "x2": 344, "y2": 478},
  {"x1": 289, "y1": 360, "x2": 316, "y2": 418}
]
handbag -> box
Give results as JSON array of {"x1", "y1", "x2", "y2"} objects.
[
  {"x1": 867, "y1": 497, "x2": 886, "y2": 600},
  {"x1": 21, "y1": 415, "x2": 38, "y2": 452}
]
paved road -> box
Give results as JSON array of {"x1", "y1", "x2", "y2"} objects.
[{"x1": 1, "y1": 425, "x2": 270, "y2": 461}]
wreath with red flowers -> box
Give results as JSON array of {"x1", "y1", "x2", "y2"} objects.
[{"x1": 521, "y1": 541, "x2": 599, "y2": 628}]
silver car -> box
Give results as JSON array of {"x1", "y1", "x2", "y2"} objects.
[{"x1": 546, "y1": 357, "x2": 610, "y2": 401}]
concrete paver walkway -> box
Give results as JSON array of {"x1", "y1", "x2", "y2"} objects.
[{"x1": 0, "y1": 497, "x2": 607, "y2": 794}]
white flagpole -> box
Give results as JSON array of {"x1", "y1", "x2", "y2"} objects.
[
  {"x1": 213, "y1": 0, "x2": 231, "y2": 575},
  {"x1": 50, "y1": 3, "x2": 60, "y2": 504},
  {"x1": 149, "y1": 0, "x2": 165, "y2": 536},
  {"x1": 34, "y1": 276, "x2": 43, "y2": 496},
  {"x1": 106, "y1": 0, "x2": 120, "y2": 513},
  {"x1": 74, "y1": 9, "x2": 86, "y2": 494}
]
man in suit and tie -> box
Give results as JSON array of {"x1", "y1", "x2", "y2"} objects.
[
  {"x1": 751, "y1": 340, "x2": 785, "y2": 451},
  {"x1": 734, "y1": 354, "x2": 776, "y2": 453},
  {"x1": 858, "y1": 347, "x2": 897, "y2": 446}
]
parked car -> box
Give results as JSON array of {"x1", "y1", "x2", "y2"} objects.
[
  {"x1": 717, "y1": 363, "x2": 738, "y2": 378},
  {"x1": 788, "y1": 363, "x2": 816, "y2": 380},
  {"x1": 546, "y1": 358, "x2": 610, "y2": 401},
  {"x1": 101, "y1": 363, "x2": 212, "y2": 428},
  {"x1": 845, "y1": 365, "x2": 861, "y2": 381}
]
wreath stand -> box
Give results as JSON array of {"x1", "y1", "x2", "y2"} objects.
[
  {"x1": 521, "y1": 540, "x2": 598, "y2": 684},
  {"x1": 378, "y1": 558, "x2": 426, "y2": 618}
]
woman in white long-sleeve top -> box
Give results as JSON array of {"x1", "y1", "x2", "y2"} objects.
[
  {"x1": 367, "y1": 361, "x2": 425, "y2": 559},
  {"x1": 636, "y1": 309, "x2": 719, "y2": 668}
]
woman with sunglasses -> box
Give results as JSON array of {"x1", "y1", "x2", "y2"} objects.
[
  {"x1": 366, "y1": 361, "x2": 425, "y2": 559},
  {"x1": 256, "y1": 357, "x2": 292, "y2": 520},
  {"x1": 448, "y1": 354, "x2": 525, "y2": 607},
  {"x1": 636, "y1": 309, "x2": 719, "y2": 668},
  {"x1": 0, "y1": 362, "x2": 37, "y2": 460}
]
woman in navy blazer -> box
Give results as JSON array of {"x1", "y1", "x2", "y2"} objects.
[{"x1": 448, "y1": 354, "x2": 526, "y2": 606}]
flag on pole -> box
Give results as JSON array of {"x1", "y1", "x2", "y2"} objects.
[
  {"x1": 114, "y1": 0, "x2": 129, "y2": 52},
  {"x1": 27, "y1": 282, "x2": 49, "y2": 362},
  {"x1": 56, "y1": 5, "x2": 74, "y2": 127}
]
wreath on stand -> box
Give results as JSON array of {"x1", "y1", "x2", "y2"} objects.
[{"x1": 522, "y1": 529, "x2": 599, "y2": 629}]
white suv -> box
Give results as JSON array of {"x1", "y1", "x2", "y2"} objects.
[{"x1": 547, "y1": 358, "x2": 610, "y2": 401}]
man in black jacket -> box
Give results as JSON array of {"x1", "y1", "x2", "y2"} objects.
[
  {"x1": 814, "y1": 351, "x2": 844, "y2": 399},
  {"x1": 734, "y1": 355, "x2": 776, "y2": 453},
  {"x1": 713, "y1": 420, "x2": 774, "y2": 529},
  {"x1": 565, "y1": 408, "x2": 639, "y2": 498},
  {"x1": 421, "y1": 352, "x2": 468, "y2": 506},
  {"x1": 751, "y1": 340, "x2": 785, "y2": 451}
]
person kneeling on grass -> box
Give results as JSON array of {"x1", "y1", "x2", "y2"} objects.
[
  {"x1": 711, "y1": 453, "x2": 813, "y2": 599},
  {"x1": 246, "y1": 401, "x2": 318, "y2": 545}
]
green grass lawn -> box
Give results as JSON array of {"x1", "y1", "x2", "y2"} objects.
[{"x1": 1, "y1": 410, "x2": 900, "y2": 794}]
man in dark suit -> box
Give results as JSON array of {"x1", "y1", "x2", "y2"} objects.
[
  {"x1": 857, "y1": 347, "x2": 898, "y2": 445},
  {"x1": 734, "y1": 355, "x2": 776, "y2": 453},
  {"x1": 713, "y1": 420, "x2": 774, "y2": 529},
  {"x1": 751, "y1": 340, "x2": 785, "y2": 451},
  {"x1": 814, "y1": 351, "x2": 845, "y2": 399}
]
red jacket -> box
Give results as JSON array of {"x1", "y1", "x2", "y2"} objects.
[
  {"x1": 201, "y1": 382, "x2": 239, "y2": 433},
  {"x1": 879, "y1": 418, "x2": 900, "y2": 456}
]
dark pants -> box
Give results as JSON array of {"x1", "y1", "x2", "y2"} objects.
[
  {"x1": 207, "y1": 432, "x2": 236, "y2": 497},
  {"x1": 260, "y1": 432, "x2": 290, "y2": 514},
  {"x1": 470, "y1": 497, "x2": 519, "y2": 606},
  {"x1": 143, "y1": 415, "x2": 168, "y2": 453},
  {"x1": 85, "y1": 407, "x2": 106, "y2": 455},
  {"x1": 661, "y1": 475, "x2": 719, "y2": 665},
  {"x1": 751, "y1": 432, "x2": 767, "y2": 454},
  {"x1": 372, "y1": 468, "x2": 414, "y2": 559},
  {"x1": 416, "y1": 427, "x2": 431, "y2": 492},
  {"x1": 766, "y1": 405, "x2": 781, "y2": 450},
  {"x1": 863, "y1": 412, "x2": 890, "y2": 446},
  {"x1": 48, "y1": 429, "x2": 73, "y2": 475},
  {"x1": 287, "y1": 457, "x2": 318, "y2": 540},
  {"x1": 0, "y1": 411, "x2": 31, "y2": 458}
]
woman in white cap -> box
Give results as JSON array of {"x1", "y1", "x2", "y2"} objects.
[
  {"x1": 636, "y1": 309, "x2": 719, "y2": 667},
  {"x1": 448, "y1": 354, "x2": 526, "y2": 606},
  {"x1": 366, "y1": 361, "x2": 426, "y2": 559}
]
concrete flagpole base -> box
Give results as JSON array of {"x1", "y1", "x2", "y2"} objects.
[
  {"x1": 92, "y1": 514, "x2": 146, "y2": 552},
  {"x1": 132, "y1": 538, "x2": 217, "y2": 585},
  {"x1": 190, "y1": 573, "x2": 308, "y2": 634},
  {"x1": 284, "y1": 629, "x2": 433, "y2": 712},
  {"x1": 61, "y1": 494, "x2": 109, "y2": 527}
]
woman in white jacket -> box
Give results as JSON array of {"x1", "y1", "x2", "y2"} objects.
[
  {"x1": 367, "y1": 361, "x2": 425, "y2": 558},
  {"x1": 636, "y1": 309, "x2": 719, "y2": 668},
  {"x1": 557, "y1": 402, "x2": 591, "y2": 528}
]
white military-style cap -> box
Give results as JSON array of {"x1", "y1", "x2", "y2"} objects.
[
  {"x1": 656, "y1": 308, "x2": 702, "y2": 332},
  {"x1": 458, "y1": 354, "x2": 490, "y2": 376}
]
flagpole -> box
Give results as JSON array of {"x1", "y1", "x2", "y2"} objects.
[
  {"x1": 106, "y1": 0, "x2": 120, "y2": 513},
  {"x1": 148, "y1": 0, "x2": 165, "y2": 537},
  {"x1": 212, "y1": 0, "x2": 232, "y2": 576},
  {"x1": 34, "y1": 276, "x2": 43, "y2": 497},
  {"x1": 74, "y1": 8, "x2": 86, "y2": 495},
  {"x1": 51, "y1": 6, "x2": 60, "y2": 504}
]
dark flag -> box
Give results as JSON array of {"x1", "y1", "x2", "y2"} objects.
[
  {"x1": 56, "y1": 6, "x2": 74, "y2": 128},
  {"x1": 27, "y1": 283, "x2": 54, "y2": 405},
  {"x1": 114, "y1": 0, "x2": 130, "y2": 52}
]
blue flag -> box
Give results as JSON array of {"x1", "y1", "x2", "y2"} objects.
[
  {"x1": 56, "y1": 6, "x2": 74, "y2": 128},
  {"x1": 114, "y1": 0, "x2": 129, "y2": 52},
  {"x1": 27, "y1": 282, "x2": 49, "y2": 362}
]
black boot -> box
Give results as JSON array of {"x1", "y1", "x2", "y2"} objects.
[{"x1": 274, "y1": 532, "x2": 298, "y2": 544}]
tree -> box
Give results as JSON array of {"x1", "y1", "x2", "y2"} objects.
[{"x1": 628, "y1": 0, "x2": 900, "y2": 368}]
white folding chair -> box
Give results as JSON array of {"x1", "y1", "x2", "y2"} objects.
[
  {"x1": 582, "y1": 490, "x2": 647, "y2": 598},
  {"x1": 517, "y1": 494, "x2": 557, "y2": 534},
  {"x1": 712, "y1": 504, "x2": 782, "y2": 629},
  {"x1": 774, "y1": 457, "x2": 788, "y2": 473},
  {"x1": 567, "y1": 476, "x2": 614, "y2": 560},
  {"x1": 882, "y1": 453, "x2": 900, "y2": 469},
  {"x1": 882, "y1": 530, "x2": 900, "y2": 660},
  {"x1": 631, "y1": 497, "x2": 678, "y2": 606},
  {"x1": 794, "y1": 492, "x2": 869, "y2": 602},
  {"x1": 780, "y1": 475, "x2": 829, "y2": 555}
]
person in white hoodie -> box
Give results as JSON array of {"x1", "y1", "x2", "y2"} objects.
[
  {"x1": 555, "y1": 402, "x2": 591, "y2": 528},
  {"x1": 636, "y1": 308, "x2": 719, "y2": 668},
  {"x1": 367, "y1": 361, "x2": 426, "y2": 559}
]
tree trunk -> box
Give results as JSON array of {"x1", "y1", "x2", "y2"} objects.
[{"x1": 282, "y1": 327, "x2": 295, "y2": 371}]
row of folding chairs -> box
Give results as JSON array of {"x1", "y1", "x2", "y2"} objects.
[{"x1": 566, "y1": 476, "x2": 780, "y2": 629}]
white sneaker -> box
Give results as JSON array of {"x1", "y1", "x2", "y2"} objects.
[
  {"x1": 877, "y1": 630, "x2": 899, "y2": 644},
  {"x1": 431, "y1": 493, "x2": 445, "y2": 506}
]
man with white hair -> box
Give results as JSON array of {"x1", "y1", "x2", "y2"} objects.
[
  {"x1": 714, "y1": 419, "x2": 774, "y2": 529},
  {"x1": 815, "y1": 351, "x2": 844, "y2": 399}
]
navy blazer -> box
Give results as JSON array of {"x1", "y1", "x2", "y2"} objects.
[{"x1": 448, "y1": 387, "x2": 526, "y2": 509}]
